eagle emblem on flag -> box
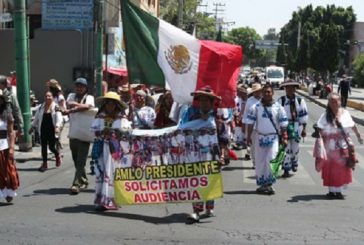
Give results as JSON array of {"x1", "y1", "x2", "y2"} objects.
[{"x1": 165, "y1": 45, "x2": 192, "y2": 74}]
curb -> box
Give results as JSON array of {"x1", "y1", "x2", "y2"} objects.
[{"x1": 297, "y1": 90, "x2": 364, "y2": 126}]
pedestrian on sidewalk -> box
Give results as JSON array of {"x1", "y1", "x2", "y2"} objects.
[
  {"x1": 0, "y1": 89, "x2": 19, "y2": 203},
  {"x1": 278, "y1": 79, "x2": 308, "y2": 177},
  {"x1": 313, "y1": 92, "x2": 363, "y2": 200},
  {"x1": 337, "y1": 75, "x2": 351, "y2": 108},
  {"x1": 65, "y1": 78, "x2": 95, "y2": 195},
  {"x1": 91, "y1": 91, "x2": 131, "y2": 211},
  {"x1": 30, "y1": 91, "x2": 63, "y2": 172},
  {"x1": 246, "y1": 84, "x2": 288, "y2": 195}
]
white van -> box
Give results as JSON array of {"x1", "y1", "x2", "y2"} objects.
[{"x1": 265, "y1": 66, "x2": 284, "y2": 88}]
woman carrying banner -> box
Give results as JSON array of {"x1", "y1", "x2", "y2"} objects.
[
  {"x1": 179, "y1": 85, "x2": 222, "y2": 223},
  {"x1": 313, "y1": 92, "x2": 363, "y2": 199},
  {"x1": 91, "y1": 91, "x2": 131, "y2": 211},
  {"x1": 0, "y1": 89, "x2": 19, "y2": 203}
]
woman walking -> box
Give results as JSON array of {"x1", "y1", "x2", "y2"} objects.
[
  {"x1": 314, "y1": 92, "x2": 363, "y2": 199},
  {"x1": 30, "y1": 91, "x2": 63, "y2": 172},
  {"x1": 0, "y1": 89, "x2": 19, "y2": 203},
  {"x1": 91, "y1": 91, "x2": 131, "y2": 211}
]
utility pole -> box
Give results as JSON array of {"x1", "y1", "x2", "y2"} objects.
[
  {"x1": 212, "y1": 3, "x2": 225, "y2": 24},
  {"x1": 95, "y1": 0, "x2": 104, "y2": 97},
  {"x1": 14, "y1": 0, "x2": 31, "y2": 152},
  {"x1": 177, "y1": 0, "x2": 184, "y2": 28}
]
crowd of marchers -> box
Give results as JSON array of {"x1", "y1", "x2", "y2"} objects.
[{"x1": 0, "y1": 72, "x2": 362, "y2": 223}]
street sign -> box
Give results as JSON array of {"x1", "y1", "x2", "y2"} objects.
[
  {"x1": 41, "y1": 0, "x2": 93, "y2": 30},
  {"x1": 255, "y1": 40, "x2": 279, "y2": 50},
  {"x1": 0, "y1": 13, "x2": 13, "y2": 23}
]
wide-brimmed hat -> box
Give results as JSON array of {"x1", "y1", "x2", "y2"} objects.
[
  {"x1": 47, "y1": 79, "x2": 62, "y2": 91},
  {"x1": 191, "y1": 85, "x2": 221, "y2": 101},
  {"x1": 280, "y1": 79, "x2": 300, "y2": 88},
  {"x1": 249, "y1": 83, "x2": 262, "y2": 94},
  {"x1": 96, "y1": 91, "x2": 127, "y2": 109},
  {"x1": 237, "y1": 84, "x2": 248, "y2": 94}
]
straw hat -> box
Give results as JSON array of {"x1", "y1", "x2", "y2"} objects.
[
  {"x1": 191, "y1": 85, "x2": 221, "y2": 101},
  {"x1": 237, "y1": 84, "x2": 248, "y2": 93},
  {"x1": 96, "y1": 91, "x2": 127, "y2": 109},
  {"x1": 279, "y1": 79, "x2": 300, "y2": 88},
  {"x1": 249, "y1": 83, "x2": 262, "y2": 94},
  {"x1": 47, "y1": 79, "x2": 62, "y2": 91}
]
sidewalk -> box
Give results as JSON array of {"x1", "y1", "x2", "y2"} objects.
[{"x1": 297, "y1": 84, "x2": 364, "y2": 125}]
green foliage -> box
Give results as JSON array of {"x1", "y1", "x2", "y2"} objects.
[
  {"x1": 277, "y1": 4, "x2": 356, "y2": 75},
  {"x1": 159, "y1": 0, "x2": 216, "y2": 39},
  {"x1": 353, "y1": 54, "x2": 364, "y2": 87},
  {"x1": 224, "y1": 27, "x2": 262, "y2": 65}
]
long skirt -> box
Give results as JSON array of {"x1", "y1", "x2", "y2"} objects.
[
  {"x1": 0, "y1": 149, "x2": 20, "y2": 200},
  {"x1": 321, "y1": 150, "x2": 352, "y2": 187},
  {"x1": 94, "y1": 143, "x2": 118, "y2": 210}
]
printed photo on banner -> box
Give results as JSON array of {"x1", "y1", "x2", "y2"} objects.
[{"x1": 110, "y1": 125, "x2": 223, "y2": 205}]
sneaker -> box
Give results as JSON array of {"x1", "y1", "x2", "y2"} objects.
[
  {"x1": 38, "y1": 162, "x2": 48, "y2": 172},
  {"x1": 267, "y1": 186, "x2": 275, "y2": 195},
  {"x1": 5, "y1": 196, "x2": 13, "y2": 203},
  {"x1": 335, "y1": 192, "x2": 345, "y2": 200},
  {"x1": 256, "y1": 185, "x2": 268, "y2": 194},
  {"x1": 70, "y1": 186, "x2": 80, "y2": 195},
  {"x1": 326, "y1": 192, "x2": 336, "y2": 200},
  {"x1": 205, "y1": 209, "x2": 215, "y2": 217},
  {"x1": 79, "y1": 183, "x2": 88, "y2": 189},
  {"x1": 186, "y1": 213, "x2": 200, "y2": 224},
  {"x1": 281, "y1": 170, "x2": 290, "y2": 178}
]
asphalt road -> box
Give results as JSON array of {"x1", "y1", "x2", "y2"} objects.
[{"x1": 1, "y1": 91, "x2": 364, "y2": 245}]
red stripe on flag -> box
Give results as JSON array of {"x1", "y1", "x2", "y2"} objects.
[{"x1": 196, "y1": 40, "x2": 243, "y2": 108}]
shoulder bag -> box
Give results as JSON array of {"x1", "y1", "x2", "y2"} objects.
[{"x1": 336, "y1": 119, "x2": 357, "y2": 169}]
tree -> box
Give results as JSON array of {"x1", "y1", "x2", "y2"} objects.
[
  {"x1": 277, "y1": 4, "x2": 356, "y2": 77},
  {"x1": 159, "y1": 0, "x2": 216, "y2": 39},
  {"x1": 224, "y1": 27, "x2": 262, "y2": 65},
  {"x1": 353, "y1": 54, "x2": 364, "y2": 87}
]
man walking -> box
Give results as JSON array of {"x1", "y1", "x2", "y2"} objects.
[
  {"x1": 337, "y1": 75, "x2": 351, "y2": 108},
  {"x1": 65, "y1": 78, "x2": 95, "y2": 194},
  {"x1": 278, "y1": 79, "x2": 308, "y2": 177},
  {"x1": 246, "y1": 84, "x2": 288, "y2": 194}
]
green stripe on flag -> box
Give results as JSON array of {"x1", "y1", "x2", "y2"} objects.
[{"x1": 121, "y1": 0, "x2": 165, "y2": 86}]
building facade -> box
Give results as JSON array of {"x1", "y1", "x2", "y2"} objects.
[{"x1": 0, "y1": 0, "x2": 159, "y2": 99}]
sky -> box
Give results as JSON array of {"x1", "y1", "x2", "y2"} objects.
[{"x1": 200, "y1": 0, "x2": 364, "y2": 36}]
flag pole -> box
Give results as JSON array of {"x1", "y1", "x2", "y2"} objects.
[{"x1": 120, "y1": 0, "x2": 134, "y2": 127}]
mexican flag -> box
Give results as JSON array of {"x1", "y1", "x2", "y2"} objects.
[{"x1": 121, "y1": 0, "x2": 243, "y2": 107}]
